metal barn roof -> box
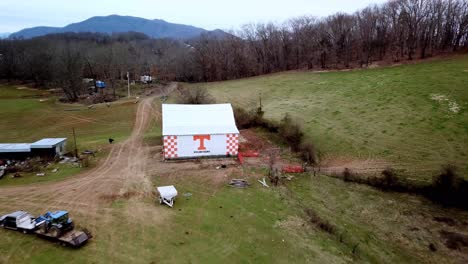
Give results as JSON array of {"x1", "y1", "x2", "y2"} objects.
[
  {"x1": 162, "y1": 104, "x2": 239, "y2": 136},
  {"x1": 0, "y1": 144, "x2": 31, "y2": 153},
  {"x1": 30, "y1": 138, "x2": 67, "y2": 148}
]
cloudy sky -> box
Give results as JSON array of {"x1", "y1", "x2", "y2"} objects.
[{"x1": 0, "y1": 0, "x2": 387, "y2": 33}]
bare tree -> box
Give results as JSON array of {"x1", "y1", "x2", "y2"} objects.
[
  {"x1": 55, "y1": 44, "x2": 84, "y2": 102},
  {"x1": 1, "y1": 0, "x2": 467, "y2": 85}
]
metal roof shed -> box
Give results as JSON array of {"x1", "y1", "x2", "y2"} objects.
[
  {"x1": 162, "y1": 104, "x2": 239, "y2": 159},
  {"x1": 30, "y1": 138, "x2": 67, "y2": 148},
  {"x1": 30, "y1": 138, "x2": 67, "y2": 157},
  {"x1": 0, "y1": 143, "x2": 31, "y2": 160},
  {"x1": 0, "y1": 144, "x2": 31, "y2": 153}
]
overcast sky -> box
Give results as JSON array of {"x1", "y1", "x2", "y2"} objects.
[{"x1": 0, "y1": 0, "x2": 388, "y2": 33}]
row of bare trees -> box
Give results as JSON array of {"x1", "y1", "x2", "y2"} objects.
[
  {"x1": 189, "y1": 0, "x2": 468, "y2": 81},
  {"x1": 0, "y1": 32, "x2": 188, "y2": 100},
  {"x1": 0, "y1": 0, "x2": 467, "y2": 96}
]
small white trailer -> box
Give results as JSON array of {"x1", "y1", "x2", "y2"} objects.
[{"x1": 157, "y1": 186, "x2": 178, "y2": 207}]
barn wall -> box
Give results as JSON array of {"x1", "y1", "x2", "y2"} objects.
[
  {"x1": 0, "y1": 152, "x2": 31, "y2": 160},
  {"x1": 30, "y1": 148, "x2": 57, "y2": 158},
  {"x1": 55, "y1": 142, "x2": 66, "y2": 155},
  {"x1": 164, "y1": 134, "x2": 239, "y2": 159}
]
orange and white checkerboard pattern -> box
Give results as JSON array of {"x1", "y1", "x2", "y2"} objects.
[
  {"x1": 164, "y1": 135, "x2": 178, "y2": 159},
  {"x1": 226, "y1": 134, "x2": 239, "y2": 156}
]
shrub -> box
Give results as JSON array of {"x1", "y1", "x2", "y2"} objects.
[
  {"x1": 429, "y1": 164, "x2": 468, "y2": 208},
  {"x1": 343, "y1": 168, "x2": 353, "y2": 182},
  {"x1": 360, "y1": 167, "x2": 412, "y2": 192},
  {"x1": 278, "y1": 113, "x2": 303, "y2": 152},
  {"x1": 176, "y1": 86, "x2": 214, "y2": 104},
  {"x1": 305, "y1": 208, "x2": 336, "y2": 234},
  {"x1": 233, "y1": 107, "x2": 254, "y2": 129},
  {"x1": 432, "y1": 165, "x2": 460, "y2": 193},
  {"x1": 233, "y1": 109, "x2": 317, "y2": 164},
  {"x1": 380, "y1": 167, "x2": 399, "y2": 188},
  {"x1": 333, "y1": 163, "x2": 468, "y2": 210},
  {"x1": 233, "y1": 106, "x2": 268, "y2": 129},
  {"x1": 299, "y1": 142, "x2": 317, "y2": 165}
]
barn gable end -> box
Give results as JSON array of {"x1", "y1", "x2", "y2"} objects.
[{"x1": 162, "y1": 104, "x2": 239, "y2": 159}]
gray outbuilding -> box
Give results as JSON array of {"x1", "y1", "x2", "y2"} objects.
[
  {"x1": 30, "y1": 138, "x2": 67, "y2": 158},
  {"x1": 0, "y1": 138, "x2": 67, "y2": 160},
  {"x1": 0, "y1": 144, "x2": 31, "y2": 159}
]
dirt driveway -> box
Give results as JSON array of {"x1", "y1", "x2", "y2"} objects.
[{"x1": 0, "y1": 84, "x2": 177, "y2": 217}]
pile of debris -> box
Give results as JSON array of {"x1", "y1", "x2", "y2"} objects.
[
  {"x1": 0, "y1": 155, "x2": 81, "y2": 180},
  {"x1": 0, "y1": 158, "x2": 51, "y2": 179},
  {"x1": 228, "y1": 179, "x2": 249, "y2": 188},
  {"x1": 58, "y1": 156, "x2": 80, "y2": 166}
]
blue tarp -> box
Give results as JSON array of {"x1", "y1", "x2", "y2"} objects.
[{"x1": 96, "y1": 81, "x2": 106, "y2": 89}]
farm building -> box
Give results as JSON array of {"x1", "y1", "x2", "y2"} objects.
[
  {"x1": 162, "y1": 104, "x2": 239, "y2": 159},
  {"x1": 0, "y1": 144, "x2": 32, "y2": 160},
  {"x1": 0, "y1": 138, "x2": 67, "y2": 160},
  {"x1": 30, "y1": 138, "x2": 67, "y2": 158}
]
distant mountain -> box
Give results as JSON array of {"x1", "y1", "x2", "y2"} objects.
[
  {"x1": 0, "y1": 32, "x2": 11, "y2": 39},
  {"x1": 9, "y1": 15, "x2": 229, "y2": 40}
]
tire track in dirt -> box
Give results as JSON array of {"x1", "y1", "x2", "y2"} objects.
[{"x1": 0, "y1": 83, "x2": 178, "y2": 216}]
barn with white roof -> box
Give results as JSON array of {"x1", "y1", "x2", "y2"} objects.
[{"x1": 162, "y1": 104, "x2": 239, "y2": 159}]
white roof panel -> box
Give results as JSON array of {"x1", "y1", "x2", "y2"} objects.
[
  {"x1": 162, "y1": 104, "x2": 239, "y2": 136},
  {"x1": 0, "y1": 144, "x2": 31, "y2": 153},
  {"x1": 30, "y1": 138, "x2": 67, "y2": 148},
  {"x1": 157, "y1": 185, "x2": 178, "y2": 199}
]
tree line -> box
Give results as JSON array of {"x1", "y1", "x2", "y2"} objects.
[
  {"x1": 0, "y1": 31, "x2": 190, "y2": 100},
  {"x1": 190, "y1": 0, "x2": 468, "y2": 81},
  {"x1": 0, "y1": 0, "x2": 467, "y2": 100}
]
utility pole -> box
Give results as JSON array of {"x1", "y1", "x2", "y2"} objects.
[
  {"x1": 127, "y1": 71, "x2": 130, "y2": 98},
  {"x1": 72, "y1": 127, "x2": 78, "y2": 158}
]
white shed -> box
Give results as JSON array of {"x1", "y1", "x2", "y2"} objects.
[{"x1": 162, "y1": 104, "x2": 239, "y2": 159}]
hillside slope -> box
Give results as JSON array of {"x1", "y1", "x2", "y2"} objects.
[
  {"x1": 200, "y1": 56, "x2": 468, "y2": 180},
  {"x1": 10, "y1": 15, "x2": 226, "y2": 39}
]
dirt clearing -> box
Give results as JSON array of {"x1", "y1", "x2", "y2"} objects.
[{"x1": 0, "y1": 84, "x2": 178, "y2": 217}]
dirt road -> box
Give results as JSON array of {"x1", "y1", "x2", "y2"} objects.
[{"x1": 0, "y1": 84, "x2": 175, "y2": 216}]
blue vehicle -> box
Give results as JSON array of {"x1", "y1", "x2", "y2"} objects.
[
  {"x1": 35, "y1": 210, "x2": 74, "y2": 238},
  {"x1": 1, "y1": 210, "x2": 91, "y2": 247},
  {"x1": 95, "y1": 80, "x2": 106, "y2": 89}
]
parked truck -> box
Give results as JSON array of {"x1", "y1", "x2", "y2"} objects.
[{"x1": 0, "y1": 210, "x2": 91, "y2": 247}]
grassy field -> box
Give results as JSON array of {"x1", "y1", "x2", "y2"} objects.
[
  {"x1": 0, "y1": 171, "x2": 345, "y2": 263},
  {"x1": 1, "y1": 58, "x2": 467, "y2": 263},
  {"x1": 194, "y1": 55, "x2": 468, "y2": 180},
  {"x1": 1, "y1": 169, "x2": 466, "y2": 263},
  {"x1": 0, "y1": 85, "x2": 137, "y2": 185},
  {"x1": 143, "y1": 99, "x2": 163, "y2": 145},
  {"x1": 0, "y1": 162, "x2": 81, "y2": 186},
  {"x1": 0, "y1": 85, "x2": 136, "y2": 149}
]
